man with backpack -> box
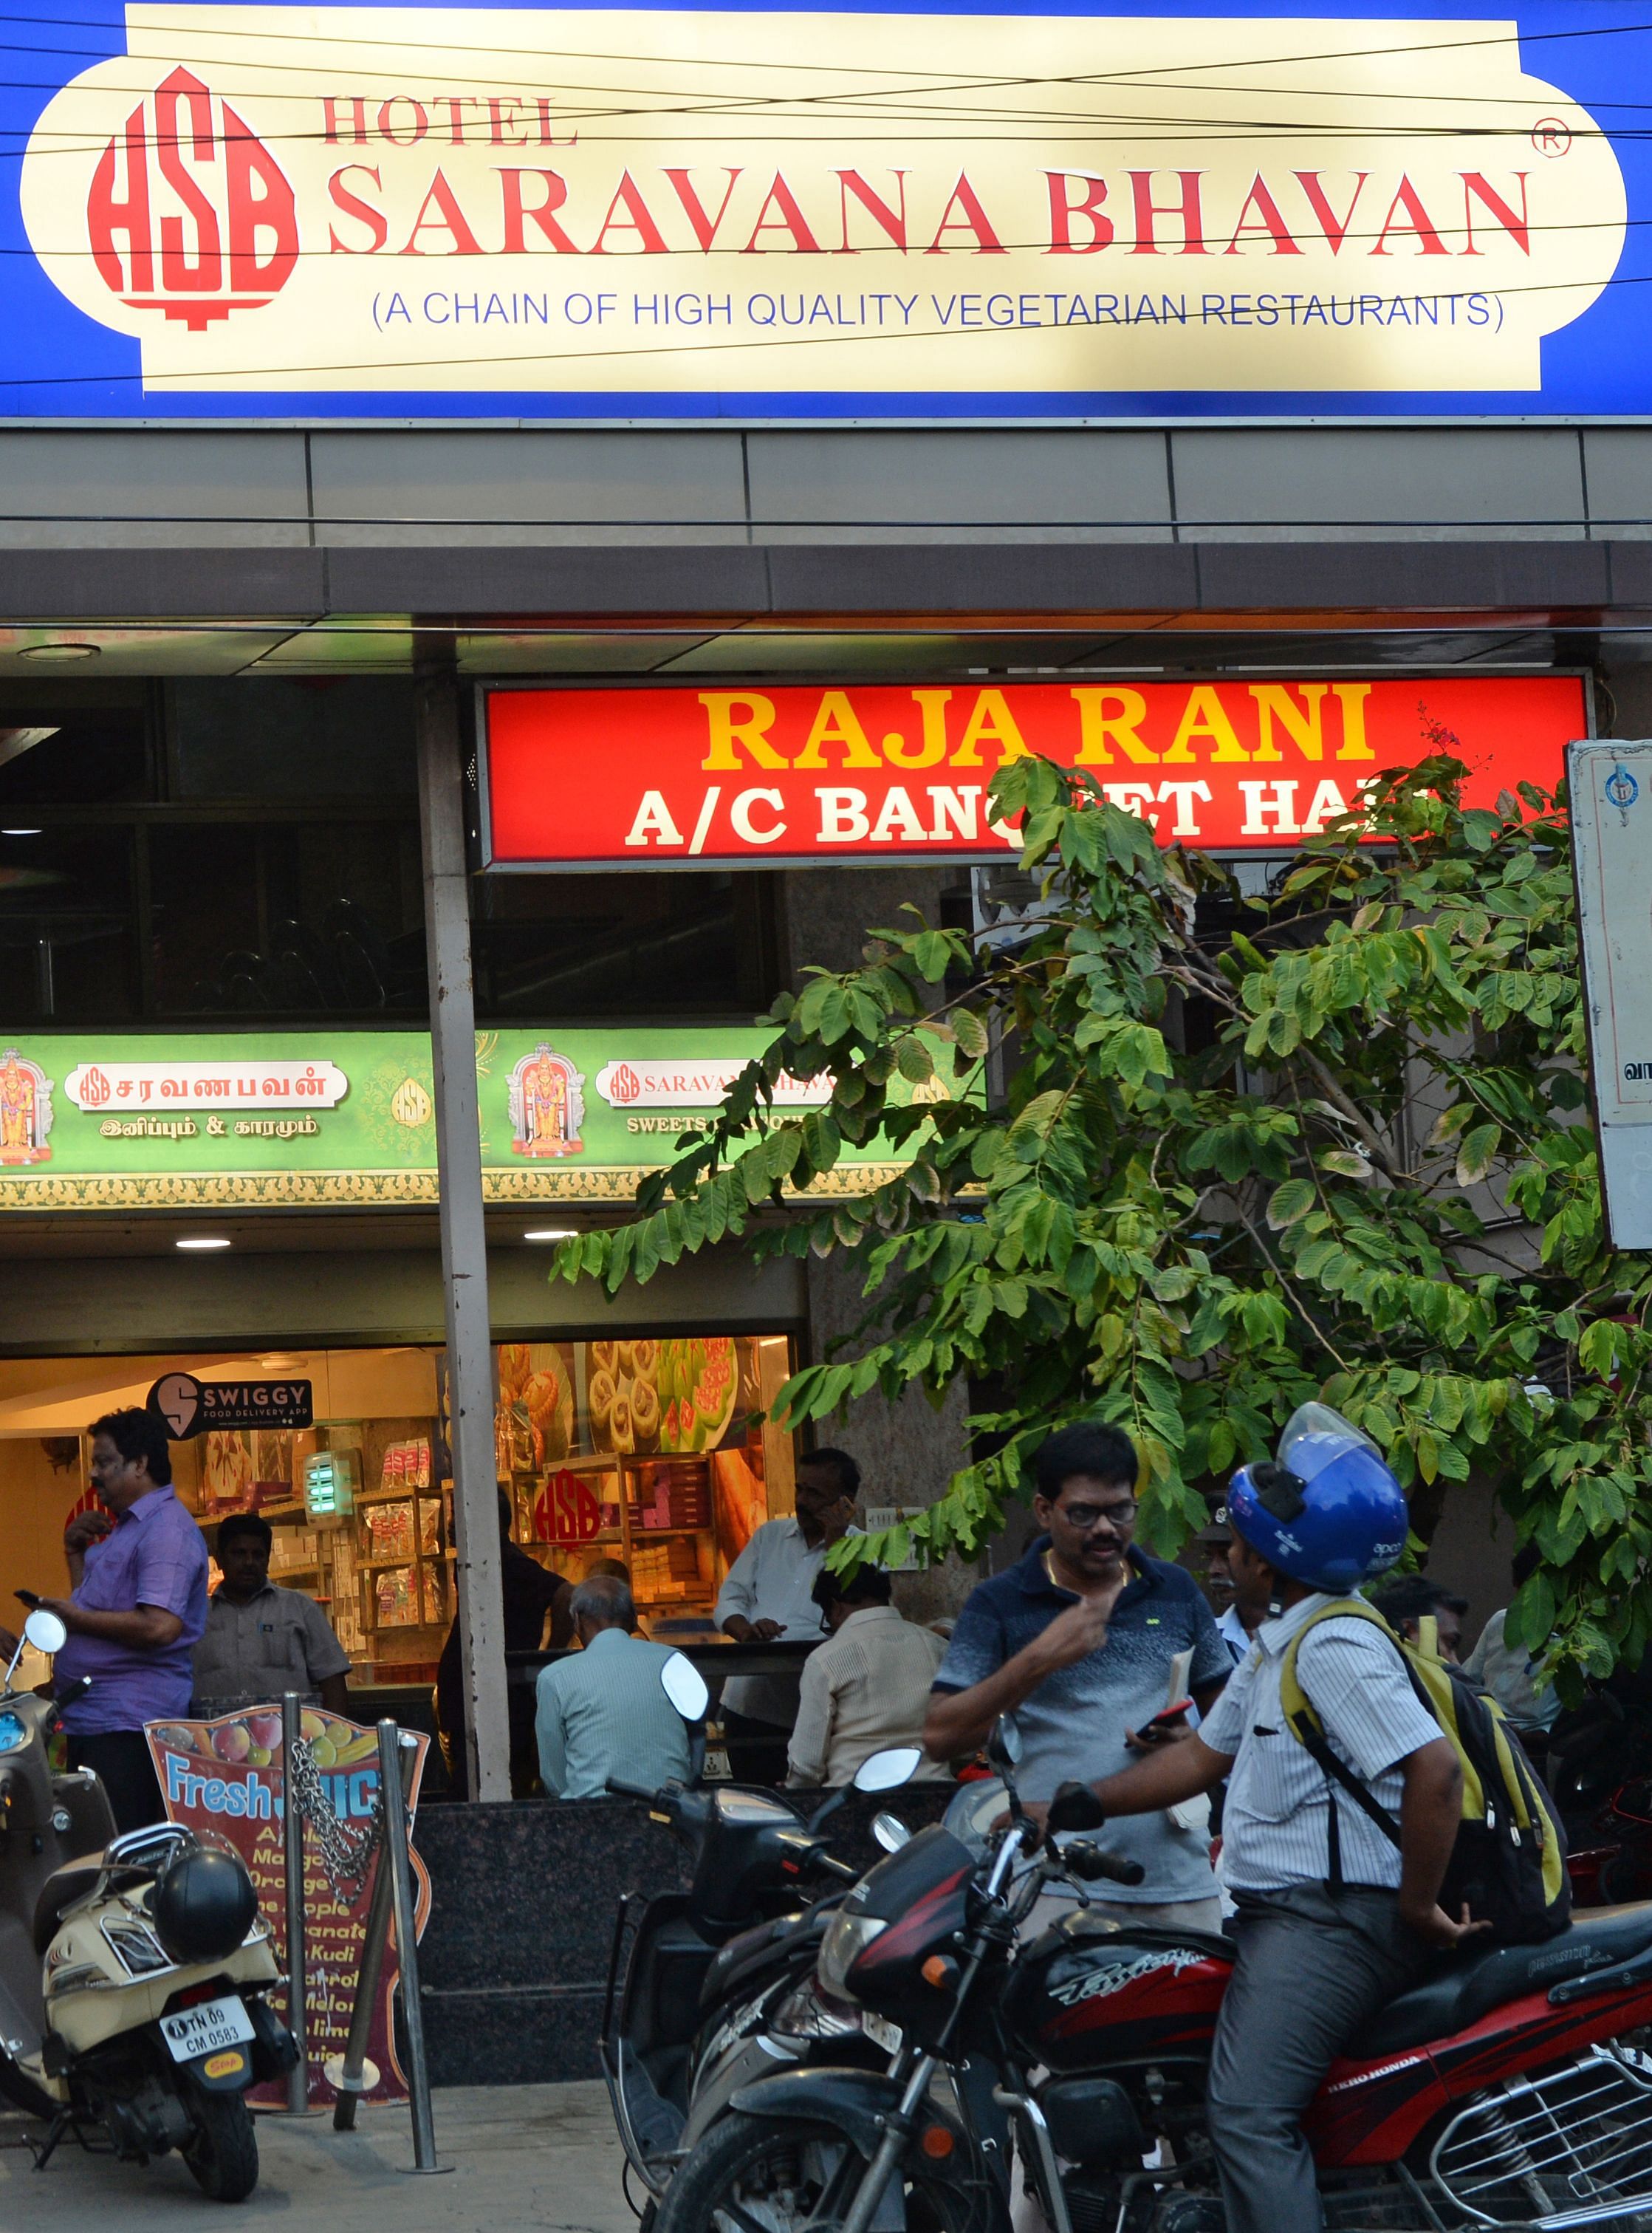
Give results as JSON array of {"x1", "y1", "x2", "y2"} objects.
[{"x1": 1066, "y1": 1405, "x2": 1539, "y2": 2233}]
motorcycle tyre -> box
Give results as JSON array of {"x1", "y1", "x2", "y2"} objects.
[
  {"x1": 659, "y1": 2110, "x2": 978, "y2": 2233},
  {"x1": 181, "y1": 2087, "x2": 260, "y2": 2203}
]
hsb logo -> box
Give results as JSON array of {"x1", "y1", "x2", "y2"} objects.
[
  {"x1": 608, "y1": 1063, "x2": 642, "y2": 1105},
  {"x1": 87, "y1": 67, "x2": 298, "y2": 332},
  {"x1": 78, "y1": 1065, "x2": 112, "y2": 1108}
]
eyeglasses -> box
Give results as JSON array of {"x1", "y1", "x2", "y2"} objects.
[{"x1": 1061, "y1": 1501, "x2": 1138, "y2": 1533}]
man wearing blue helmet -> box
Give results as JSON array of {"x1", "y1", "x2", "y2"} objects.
[{"x1": 1072, "y1": 1405, "x2": 1483, "y2": 2233}]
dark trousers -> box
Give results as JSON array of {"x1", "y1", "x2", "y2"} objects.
[
  {"x1": 66, "y1": 1730, "x2": 166, "y2": 1834},
  {"x1": 1207, "y1": 1887, "x2": 1434, "y2": 2233},
  {"x1": 721, "y1": 1706, "x2": 792, "y2": 1787}
]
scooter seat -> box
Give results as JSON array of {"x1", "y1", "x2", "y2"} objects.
[
  {"x1": 1364, "y1": 1902, "x2": 1652, "y2": 2056},
  {"x1": 32, "y1": 1858, "x2": 107, "y2": 1955}
]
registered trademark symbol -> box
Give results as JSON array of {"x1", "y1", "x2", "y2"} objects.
[{"x1": 1532, "y1": 117, "x2": 1572, "y2": 157}]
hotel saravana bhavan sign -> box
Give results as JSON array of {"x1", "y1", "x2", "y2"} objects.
[
  {"x1": 477, "y1": 675, "x2": 1587, "y2": 867},
  {"x1": 5, "y1": 4, "x2": 1644, "y2": 417}
]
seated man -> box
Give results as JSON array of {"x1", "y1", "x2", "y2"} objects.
[
  {"x1": 1368, "y1": 1574, "x2": 1468, "y2": 1661},
  {"x1": 535, "y1": 1575, "x2": 691, "y2": 1799},
  {"x1": 786, "y1": 1566, "x2": 950, "y2": 1789}
]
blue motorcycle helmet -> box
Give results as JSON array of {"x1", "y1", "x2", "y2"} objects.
[{"x1": 1227, "y1": 1402, "x2": 1409, "y2": 1592}]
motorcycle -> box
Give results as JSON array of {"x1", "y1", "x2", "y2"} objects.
[
  {"x1": 0, "y1": 1607, "x2": 298, "y2": 2202},
  {"x1": 660, "y1": 1716, "x2": 1652, "y2": 2233},
  {"x1": 1550, "y1": 1689, "x2": 1652, "y2": 1907},
  {"x1": 600, "y1": 1649, "x2": 922, "y2": 2215}
]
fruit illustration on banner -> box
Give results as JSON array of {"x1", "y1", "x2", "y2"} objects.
[{"x1": 144, "y1": 1707, "x2": 429, "y2": 2108}]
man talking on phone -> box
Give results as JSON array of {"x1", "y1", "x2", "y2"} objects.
[
  {"x1": 44, "y1": 1408, "x2": 209, "y2": 1833},
  {"x1": 924, "y1": 1423, "x2": 1232, "y2": 1929}
]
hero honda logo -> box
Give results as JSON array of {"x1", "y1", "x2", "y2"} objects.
[{"x1": 88, "y1": 66, "x2": 298, "y2": 330}]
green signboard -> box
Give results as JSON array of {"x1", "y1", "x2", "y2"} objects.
[{"x1": 0, "y1": 1030, "x2": 928, "y2": 1211}]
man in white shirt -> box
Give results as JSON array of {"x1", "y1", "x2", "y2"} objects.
[
  {"x1": 715, "y1": 1449, "x2": 859, "y2": 1781},
  {"x1": 1058, "y1": 1407, "x2": 1478, "y2": 2233},
  {"x1": 786, "y1": 1565, "x2": 947, "y2": 1788}
]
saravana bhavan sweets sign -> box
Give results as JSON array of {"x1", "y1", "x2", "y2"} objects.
[
  {"x1": 0, "y1": 1028, "x2": 936, "y2": 1209},
  {"x1": 4, "y1": 3, "x2": 1645, "y2": 417}
]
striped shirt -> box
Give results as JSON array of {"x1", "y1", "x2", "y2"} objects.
[
  {"x1": 535, "y1": 1627, "x2": 693, "y2": 1800},
  {"x1": 1199, "y1": 1593, "x2": 1442, "y2": 1893}
]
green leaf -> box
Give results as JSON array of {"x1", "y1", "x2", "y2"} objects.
[
  {"x1": 1266, "y1": 1178, "x2": 1316, "y2": 1231},
  {"x1": 1455, "y1": 1124, "x2": 1500, "y2": 1187},
  {"x1": 953, "y1": 1008, "x2": 989, "y2": 1060}
]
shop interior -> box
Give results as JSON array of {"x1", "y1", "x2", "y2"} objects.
[{"x1": 0, "y1": 1337, "x2": 798, "y2": 1691}]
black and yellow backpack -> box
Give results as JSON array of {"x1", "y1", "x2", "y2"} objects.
[{"x1": 1278, "y1": 1599, "x2": 1571, "y2": 1945}]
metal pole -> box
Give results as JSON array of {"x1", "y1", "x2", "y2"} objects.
[
  {"x1": 416, "y1": 657, "x2": 511, "y2": 1804},
  {"x1": 377, "y1": 1722, "x2": 445, "y2": 2175},
  {"x1": 281, "y1": 1691, "x2": 309, "y2": 2114},
  {"x1": 329, "y1": 1832, "x2": 395, "y2": 2132}
]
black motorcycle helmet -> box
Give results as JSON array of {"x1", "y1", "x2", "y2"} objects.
[{"x1": 150, "y1": 1844, "x2": 258, "y2": 1966}]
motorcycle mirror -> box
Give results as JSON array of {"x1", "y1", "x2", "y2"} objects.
[
  {"x1": 872, "y1": 1812, "x2": 912, "y2": 1854},
  {"x1": 659, "y1": 1651, "x2": 710, "y2": 1725},
  {"x1": 23, "y1": 1608, "x2": 67, "y2": 1657},
  {"x1": 987, "y1": 1714, "x2": 1024, "y2": 1772},
  {"x1": 853, "y1": 1745, "x2": 922, "y2": 1794}
]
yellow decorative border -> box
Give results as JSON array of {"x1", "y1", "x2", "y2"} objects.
[{"x1": 0, "y1": 1163, "x2": 911, "y2": 1212}]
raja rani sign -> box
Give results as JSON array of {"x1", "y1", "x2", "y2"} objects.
[
  {"x1": 479, "y1": 676, "x2": 1588, "y2": 867},
  {"x1": 4, "y1": 4, "x2": 1638, "y2": 417}
]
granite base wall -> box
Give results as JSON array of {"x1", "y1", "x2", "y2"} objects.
[{"x1": 414, "y1": 1787, "x2": 955, "y2": 2086}]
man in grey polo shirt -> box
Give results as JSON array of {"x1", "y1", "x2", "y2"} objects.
[{"x1": 192, "y1": 1512, "x2": 352, "y2": 1720}]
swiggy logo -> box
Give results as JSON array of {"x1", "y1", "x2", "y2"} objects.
[{"x1": 87, "y1": 66, "x2": 298, "y2": 332}]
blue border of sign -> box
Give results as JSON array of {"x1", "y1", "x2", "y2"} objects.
[{"x1": 1, "y1": 0, "x2": 1647, "y2": 420}]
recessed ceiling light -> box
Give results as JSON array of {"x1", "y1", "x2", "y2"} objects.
[
  {"x1": 524, "y1": 1227, "x2": 577, "y2": 1242},
  {"x1": 18, "y1": 643, "x2": 98, "y2": 662},
  {"x1": 1, "y1": 827, "x2": 41, "y2": 836},
  {"x1": 258, "y1": 1352, "x2": 304, "y2": 1372},
  {"x1": 176, "y1": 1237, "x2": 231, "y2": 1251}
]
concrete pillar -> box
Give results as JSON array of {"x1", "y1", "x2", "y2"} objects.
[{"x1": 416, "y1": 663, "x2": 511, "y2": 1802}]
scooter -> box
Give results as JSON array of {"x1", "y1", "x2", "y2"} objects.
[
  {"x1": 662, "y1": 1717, "x2": 1652, "y2": 2233},
  {"x1": 0, "y1": 1607, "x2": 298, "y2": 2202},
  {"x1": 600, "y1": 1649, "x2": 922, "y2": 2217}
]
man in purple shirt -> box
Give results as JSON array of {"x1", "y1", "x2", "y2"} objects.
[{"x1": 44, "y1": 1407, "x2": 209, "y2": 1832}]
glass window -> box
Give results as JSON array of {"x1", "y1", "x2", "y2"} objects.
[
  {"x1": 473, "y1": 869, "x2": 777, "y2": 1019},
  {"x1": 0, "y1": 714, "x2": 151, "y2": 807},
  {"x1": 0, "y1": 827, "x2": 138, "y2": 1019},
  {"x1": 148, "y1": 822, "x2": 425, "y2": 1016}
]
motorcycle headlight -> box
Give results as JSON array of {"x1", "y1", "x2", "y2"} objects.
[
  {"x1": 0, "y1": 1711, "x2": 26, "y2": 1755},
  {"x1": 770, "y1": 1980, "x2": 865, "y2": 2042},
  {"x1": 818, "y1": 1912, "x2": 888, "y2": 2004}
]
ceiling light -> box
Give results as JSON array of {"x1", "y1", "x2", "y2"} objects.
[
  {"x1": 258, "y1": 1353, "x2": 304, "y2": 1372},
  {"x1": 176, "y1": 1237, "x2": 231, "y2": 1251},
  {"x1": 524, "y1": 1227, "x2": 577, "y2": 1242},
  {"x1": 18, "y1": 643, "x2": 98, "y2": 662},
  {"x1": 1, "y1": 827, "x2": 41, "y2": 836}
]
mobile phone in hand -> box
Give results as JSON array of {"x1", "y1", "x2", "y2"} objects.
[
  {"x1": 14, "y1": 1589, "x2": 40, "y2": 1610},
  {"x1": 1147, "y1": 1697, "x2": 1193, "y2": 1731}
]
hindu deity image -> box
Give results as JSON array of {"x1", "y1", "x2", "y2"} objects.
[
  {"x1": 0, "y1": 1047, "x2": 52, "y2": 1165},
  {"x1": 507, "y1": 1043, "x2": 585, "y2": 1157}
]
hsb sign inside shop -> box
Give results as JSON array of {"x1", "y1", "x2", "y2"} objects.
[
  {"x1": 5, "y1": 2, "x2": 1644, "y2": 417},
  {"x1": 479, "y1": 675, "x2": 1588, "y2": 866}
]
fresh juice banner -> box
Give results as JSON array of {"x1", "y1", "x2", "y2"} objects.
[{"x1": 145, "y1": 1708, "x2": 431, "y2": 2108}]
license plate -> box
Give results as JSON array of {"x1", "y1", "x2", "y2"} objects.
[
  {"x1": 863, "y1": 2013, "x2": 902, "y2": 2054},
  {"x1": 160, "y1": 1996, "x2": 256, "y2": 2065}
]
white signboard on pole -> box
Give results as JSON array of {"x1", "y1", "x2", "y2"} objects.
[{"x1": 1569, "y1": 739, "x2": 1652, "y2": 1251}]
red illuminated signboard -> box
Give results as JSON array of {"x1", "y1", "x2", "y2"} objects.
[{"x1": 478, "y1": 677, "x2": 1587, "y2": 868}]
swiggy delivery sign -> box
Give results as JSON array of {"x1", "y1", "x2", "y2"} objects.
[
  {"x1": 8, "y1": 5, "x2": 1631, "y2": 414},
  {"x1": 477, "y1": 675, "x2": 1586, "y2": 865}
]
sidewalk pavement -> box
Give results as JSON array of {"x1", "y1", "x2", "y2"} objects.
[{"x1": 0, "y1": 2079, "x2": 637, "y2": 2233}]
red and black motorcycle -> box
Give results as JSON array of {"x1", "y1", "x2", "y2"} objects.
[{"x1": 657, "y1": 1732, "x2": 1652, "y2": 2233}]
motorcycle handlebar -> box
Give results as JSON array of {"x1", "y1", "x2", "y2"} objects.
[{"x1": 1060, "y1": 1839, "x2": 1147, "y2": 1887}]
